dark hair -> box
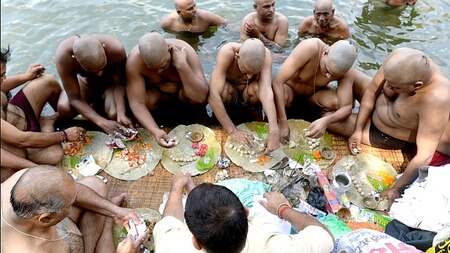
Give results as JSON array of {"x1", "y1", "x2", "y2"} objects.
[
  {"x1": 185, "y1": 183, "x2": 248, "y2": 253},
  {"x1": 10, "y1": 168, "x2": 66, "y2": 219},
  {"x1": 1, "y1": 46, "x2": 11, "y2": 64}
]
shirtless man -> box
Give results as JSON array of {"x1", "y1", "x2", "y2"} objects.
[
  {"x1": 208, "y1": 39, "x2": 279, "y2": 152},
  {"x1": 160, "y1": 0, "x2": 227, "y2": 34},
  {"x1": 273, "y1": 38, "x2": 358, "y2": 141},
  {"x1": 126, "y1": 32, "x2": 208, "y2": 148},
  {"x1": 56, "y1": 34, "x2": 133, "y2": 136},
  {"x1": 1, "y1": 166, "x2": 148, "y2": 253},
  {"x1": 329, "y1": 48, "x2": 450, "y2": 209},
  {"x1": 240, "y1": 0, "x2": 288, "y2": 47},
  {"x1": 298, "y1": 0, "x2": 351, "y2": 41},
  {"x1": 1, "y1": 47, "x2": 82, "y2": 181}
]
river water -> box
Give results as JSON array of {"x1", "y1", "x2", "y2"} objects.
[{"x1": 1, "y1": 0, "x2": 449, "y2": 91}]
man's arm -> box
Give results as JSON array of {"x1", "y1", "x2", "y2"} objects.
[
  {"x1": 258, "y1": 48, "x2": 279, "y2": 152},
  {"x1": 297, "y1": 17, "x2": 314, "y2": 36},
  {"x1": 126, "y1": 51, "x2": 174, "y2": 148},
  {"x1": 160, "y1": 13, "x2": 176, "y2": 30},
  {"x1": 0, "y1": 148, "x2": 37, "y2": 169},
  {"x1": 273, "y1": 15, "x2": 289, "y2": 47},
  {"x1": 203, "y1": 10, "x2": 227, "y2": 26},
  {"x1": 111, "y1": 57, "x2": 133, "y2": 129},
  {"x1": 171, "y1": 42, "x2": 209, "y2": 103},
  {"x1": 162, "y1": 173, "x2": 196, "y2": 221},
  {"x1": 74, "y1": 182, "x2": 141, "y2": 227},
  {"x1": 1, "y1": 64, "x2": 46, "y2": 92},
  {"x1": 208, "y1": 45, "x2": 237, "y2": 135},
  {"x1": 1, "y1": 118, "x2": 81, "y2": 148}
]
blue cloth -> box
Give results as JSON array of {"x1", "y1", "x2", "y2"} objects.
[{"x1": 217, "y1": 179, "x2": 271, "y2": 208}]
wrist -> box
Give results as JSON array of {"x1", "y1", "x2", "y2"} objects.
[
  {"x1": 276, "y1": 202, "x2": 291, "y2": 219},
  {"x1": 61, "y1": 130, "x2": 69, "y2": 143}
]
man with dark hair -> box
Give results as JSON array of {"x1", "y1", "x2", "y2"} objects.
[
  {"x1": 154, "y1": 173, "x2": 334, "y2": 252},
  {"x1": 160, "y1": 0, "x2": 227, "y2": 34},
  {"x1": 298, "y1": 0, "x2": 351, "y2": 41},
  {"x1": 1, "y1": 47, "x2": 82, "y2": 181},
  {"x1": 208, "y1": 38, "x2": 279, "y2": 152},
  {"x1": 240, "y1": 0, "x2": 288, "y2": 47},
  {"x1": 1, "y1": 166, "x2": 148, "y2": 253}
]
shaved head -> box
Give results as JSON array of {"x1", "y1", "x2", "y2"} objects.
[
  {"x1": 73, "y1": 35, "x2": 107, "y2": 72},
  {"x1": 315, "y1": 0, "x2": 333, "y2": 11},
  {"x1": 328, "y1": 40, "x2": 356, "y2": 74},
  {"x1": 239, "y1": 39, "x2": 266, "y2": 73},
  {"x1": 383, "y1": 48, "x2": 432, "y2": 85},
  {"x1": 174, "y1": 0, "x2": 194, "y2": 9},
  {"x1": 138, "y1": 32, "x2": 168, "y2": 68},
  {"x1": 10, "y1": 166, "x2": 76, "y2": 218}
]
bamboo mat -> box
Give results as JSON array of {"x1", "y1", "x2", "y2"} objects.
[{"x1": 104, "y1": 126, "x2": 414, "y2": 211}]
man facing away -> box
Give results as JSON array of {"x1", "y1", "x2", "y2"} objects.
[
  {"x1": 126, "y1": 32, "x2": 209, "y2": 148},
  {"x1": 1, "y1": 47, "x2": 82, "y2": 182},
  {"x1": 56, "y1": 34, "x2": 134, "y2": 136},
  {"x1": 208, "y1": 38, "x2": 280, "y2": 152},
  {"x1": 1, "y1": 166, "x2": 148, "y2": 253},
  {"x1": 328, "y1": 48, "x2": 450, "y2": 210},
  {"x1": 160, "y1": 0, "x2": 227, "y2": 34},
  {"x1": 240, "y1": 0, "x2": 289, "y2": 48},
  {"x1": 298, "y1": 0, "x2": 351, "y2": 41},
  {"x1": 153, "y1": 173, "x2": 334, "y2": 252},
  {"x1": 273, "y1": 38, "x2": 359, "y2": 141}
]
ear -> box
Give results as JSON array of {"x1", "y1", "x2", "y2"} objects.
[
  {"x1": 413, "y1": 81, "x2": 423, "y2": 90},
  {"x1": 37, "y1": 212, "x2": 56, "y2": 225},
  {"x1": 332, "y1": 9, "x2": 335, "y2": 15},
  {"x1": 192, "y1": 236, "x2": 203, "y2": 250},
  {"x1": 177, "y1": 10, "x2": 181, "y2": 15},
  {"x1": 244, "y1": 206, "x2": 250, "y2": 217},
  {"x1": 253, "y1": 4, "x2": 257, "y2": 10}
]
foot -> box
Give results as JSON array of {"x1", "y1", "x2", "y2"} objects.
[{"x1": 110, "y1": 193, "x2": 127, "y2": 206}]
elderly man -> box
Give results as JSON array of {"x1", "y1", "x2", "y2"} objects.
[
  {"x1": 208, "y1": 39, "x2": 279, "y2": 152},
  {"x1": 160, "y1": 0, "x2": 227, "y2": 34},
  {"x1": 56, "y1": 34, "x2": 133, "y2": 136},
  {"x1": 240, "y1": 0, "x2": 288, "y2": 47},
  {"x1": 1, "y1": 47, "x2": 82, "y2": 181},
  {"x1": 153, "y1": 173, "x2": 334, "y2": 252},
  {"x1": 1, "y1": 166, "x2": 148, "y2": 253},
  {"x1": 273, "y1": 38, "x2": 359, "y2": 141},
  {"x1": 126, "y1": 32, "x2": 208, "y2": 148},
  {"x1": 329, "y1": 48, "x2": 450, "y2": 209},
  {"x1": 298, "y1": 0, "x2": 351, "y2": 41}
]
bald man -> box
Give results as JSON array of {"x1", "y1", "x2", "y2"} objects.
[
  {"x1": 240, "y1": 0, "x2": 289, "y2": 48},
  {"x1": 56, "y1": 34, "x2": 133, "y2": 136},
  {"x1": 1, "y1": 166, "x2": 148, "y2": 253},
  {"x1": 273, "y1": 38, "x2": 360, "y2": 141},
  {"x1": 329, "y1": 48, "x2": 450, "y2": 210},
  {"x1": 298, "y1": 0, "x2": 351, "y2": 41},
  {"x1": 160, "y1": 0, "x2": 227, "y2": 34},
  {"x1": 208, "y1": 39, "x2": 279, "y2": 152},
  {"x1": 126, "y1": 32, "x2": 208, "y2": 148}
]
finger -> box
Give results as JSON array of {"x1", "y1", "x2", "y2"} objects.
[{"x1": 258, "y1": 199, "x2": 268, "y2": 209}]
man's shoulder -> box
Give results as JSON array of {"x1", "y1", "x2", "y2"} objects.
[
  {"x1": 299, "y1": 16, "x2": 315, "y2": 30},
  {"x1": 160, "y1": 12, "x2": 178, "y2": 28}
]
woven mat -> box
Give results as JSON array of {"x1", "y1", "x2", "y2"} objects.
[{"x1": 105, "y1": 126, "x2": 414, "y2": 210}]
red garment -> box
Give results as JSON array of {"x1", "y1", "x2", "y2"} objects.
[{"x1": 429, "y1": 151, "x2": 450, "y2": 166}]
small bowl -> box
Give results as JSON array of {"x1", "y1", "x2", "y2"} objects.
[
  {"x1": 185, "y1": 131, "x2": 204, "y2": 142},
  {"x1": 320, "y1": 146, "x2": 335, "y2": 160}
]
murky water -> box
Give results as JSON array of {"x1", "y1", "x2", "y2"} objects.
[{"x1": 1, "y1": 0, "x2": 449, "y2": 89}]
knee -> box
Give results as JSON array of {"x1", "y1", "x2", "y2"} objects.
[
  {"x1": 46, "y1": 147, "x2": 64, "y2": 165},
  {"x1": 57, "y1": 103, "x2": 72, "y2": 118},
  {"x1": 79, "y1": 176, "x2": 107, "y2": 197},
  {"x1": 41, "y1": 75, "x2": 62, "y2": 92}
]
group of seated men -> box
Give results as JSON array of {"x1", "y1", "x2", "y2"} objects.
[{"x1": 1, "y1": 0, "x2": 449, "y2": 252}]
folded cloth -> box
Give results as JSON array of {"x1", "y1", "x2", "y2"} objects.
[
  {"x1": 248, "y1": 195, "x2": 291, "y2": 234},
  {"x1": 217, "y1": 179, "x2": 271, "y2": 208}
]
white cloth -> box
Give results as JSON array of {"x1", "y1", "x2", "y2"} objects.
[
  {"x1": 153, "y1": 216, "x2": 333, "y2": 253},
  {"x1": 389, "y1": 165, "x2": 450, "y2": 232},
  {"x1": 248, "y1": 195, "x2": 291, "y2": 234}
]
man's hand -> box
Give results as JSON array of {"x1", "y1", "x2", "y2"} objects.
[
  {"x1": 113, "y1": 207, "x2": 142, "y2": 230},
  {"x1": 279, "y1": 124, "x2": 290, "y2": 144},
  {"x1": 381, "y1": 188, "x2": 401, "y2": 212},
  {"x1": 348, "y1": 130, "x2": 362, "y2": 155},
  {"x1": 231, "y1": 129, "x2": 255, "y2": 147},
  {"x1": 305, "y1": 118, "x2": 328, "y2": 138},
  {"x1": 259, "y1": 192, "x2": 289, "y2": 216},
  {"x1": 25, "y1": 63, "x2": 46, "y2": 80},
  {"x1": 116, "y1": 231, "x2": 150, "y2": 253},
  {"x1": 99, "y1": 119, "x2": 128, "y2": 137},
  {"x1": 117, "y1": 114, "x2": 135, "y2": 129},
  {"x1": 265, "y1": 129, "x2": 280, "y2": 153},
  {"x1": 154, "y1": 129, "x2": 177, "y2": 148},
  {"x1": 244, "y1": 20, "x2": 260, "y2": 38},
  {"x1": 64, "y1": 126, "x2": 85, "y2": 142},
  {"x1": 171, "y1": 172, "x2": 195, "y2": 193},
  {"x1": 171, "y1": 46, "x2": 188, "y2": 70}
]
